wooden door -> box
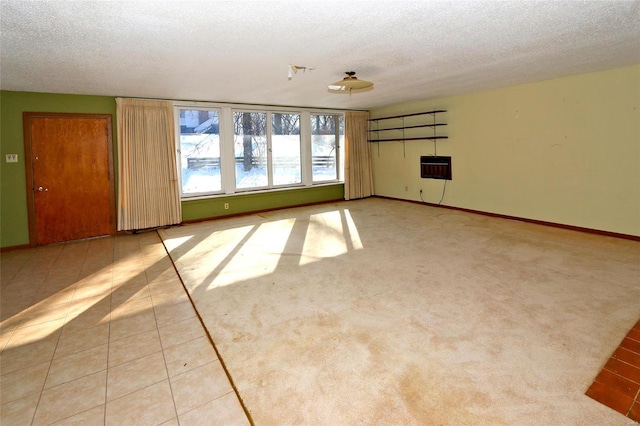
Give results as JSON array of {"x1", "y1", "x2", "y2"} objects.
[{"x1": 24, "y1": 113, "x2": 116, "y2": 246}]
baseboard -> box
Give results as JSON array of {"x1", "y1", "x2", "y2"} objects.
[
  {"x1": 0, "y1": 243, "x2": 31, "y2": 252},
  {"x1": 374, "y1": 195, "x2": 640, "y2": 242},
  {"x1": 2, "y1": 233, "x2": 119, "y2": 251}
]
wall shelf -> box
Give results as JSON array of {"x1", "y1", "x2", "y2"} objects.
[
  {"x1": 370, "y1": 123, "x2": 446, "y2": 132},
  {"x1": 368, "y1": 109, "x2": 447, "y2": 143},
  {"x1": 372, "y1": 136, "x2": 448, "y2": 142},
  {"x1": 371, "y1": 110, "x2": 447, "y2": 119}
]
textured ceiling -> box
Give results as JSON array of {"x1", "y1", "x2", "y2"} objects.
[{"x1": 1, "y1": 0, "x2": 639, "y2": 110}]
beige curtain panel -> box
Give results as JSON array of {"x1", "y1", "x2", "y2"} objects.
[
  {"x1": 344, "y1": 111, "x2": 374, "y2": 200},
  {"x1": 116, "y1": 98, "x2": 181, "y2": 231}
]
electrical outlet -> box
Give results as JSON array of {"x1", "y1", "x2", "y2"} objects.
[
  {"x1": 5, "y1": 154, "x2": 18, "y2": 163},
  {"x1": 224, "y1": 202, "x2": 229, "y2": 210}
]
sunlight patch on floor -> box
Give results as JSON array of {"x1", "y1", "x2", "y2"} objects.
[
  {"x1": 161, "y1": 208, "x2": 364, "y2": 291},
  {"x1": 300, "y1": 209, "x2": 363, "y2": 266},
  {"x1": 2, "y1": 264, "x2": 114, "y2": 347},
  {"x1": 207, "y1": 218, "x2": 295, "y2": 289},
  {"x1": 160, "y1": 234, "x2": 193, "y2": 253}
]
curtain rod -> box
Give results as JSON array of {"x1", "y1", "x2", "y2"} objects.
[{"x1": 116, "y1": 96, "x2": 367, "y2": 114}]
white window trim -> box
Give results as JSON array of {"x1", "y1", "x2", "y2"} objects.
[{"x1": 174, "y1": 100, "x2": 348, "y2": 200}]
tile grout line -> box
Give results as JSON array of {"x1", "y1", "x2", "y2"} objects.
[
  {"x1": 178, "y1": 389, "x2": 236, "y2": 420},
  {"x1": 626, "y1": 328, "x2": 640, "y2": 420},
  {"x1": 0, "y1": 248, "x2": 37, "y2": 353},
  {"x1": 39, "y1": 240, "x2": 108, "y2": 425},
  {"x1": 28, "y1": 244, "x2": 70, "y2": 426},
  {"x1": 156, "y1": 230, "x2": 255, "y2": 426},
  {"x1": 142, "y1": 236, "x2": 181, "y2": 424},
  {"x1": 586, "y1": 317, "x2": 640, "y2": 421},
  {"x1": 628, "y1": 387, "x2": 640, "y2": 417},
  {"x1": 0, "y1": 324, "x2": 17, "y2": 354},
  {"x1": 103, "y1": 237, "x2": 116, "y2": 426}
]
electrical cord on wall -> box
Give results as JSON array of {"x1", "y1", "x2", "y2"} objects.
[
  {"x1": 438, "y1": 180, "x2": 447, "y2": 205},
  {"x1": 420, "y1": 180, "x2": 447, "y2": 205}
]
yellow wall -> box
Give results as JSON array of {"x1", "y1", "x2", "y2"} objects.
[{"x1": 370, "y1": 64, "x2": 640, "y2": 236}]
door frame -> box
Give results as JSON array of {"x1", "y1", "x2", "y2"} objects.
[{"x1": 23, "y1": 112, "x2": 117, "y2": 247}]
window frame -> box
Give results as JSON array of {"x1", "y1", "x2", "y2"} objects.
[
  {"x1": 174, "y1": 106, "x2": 224, "y2": 198},
  {"x1": 310, "y1": 112, "x2": 344, "y2": 184},
  {"x1": 231, "y1": 109, "x2": 270, "y2": 192},
  {"x1": 269, "y1": 110, "x2": 303, "y2": 188},
  {"x1": 174, "y1": 101, "x2": 347, "y2": 200},
  {"x1": 231, "y1": 109, "x2": 304, "y2": 193}
]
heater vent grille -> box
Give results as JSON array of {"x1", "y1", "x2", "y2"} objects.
[{"x1": 420, "y1": 156, "x2": 452, "y2": 180}]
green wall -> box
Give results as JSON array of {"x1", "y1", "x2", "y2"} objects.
[
  {"x1": 0, "y1": 91, "x2": 118, "y2": 248},
  {"x1": 0, "y1": 90, "x2": 344, "y2": 248},
  {"x1": 182, "y1": 185, "x2": 345, "y2": 222}
]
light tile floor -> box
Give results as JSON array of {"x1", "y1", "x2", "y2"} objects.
[{"x1": 1, "y1": 233, "x2": 250, "y2": 426}]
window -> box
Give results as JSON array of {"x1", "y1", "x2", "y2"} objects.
[
  {"x1": 176, "y1": 103, "x2": 344, "y2": 198},
  {"x1": 178, "y1": 109, "x2": 221, "y2": 195},
  {"x1": 234, "y1": 111, "x2": 267, "y2": 189},
  {"x1": 272, "y1": 113, "x2": 301, "y2": 185},
  {"x1": 311, "y1": 114, "x2": 343, "y2": 182}
]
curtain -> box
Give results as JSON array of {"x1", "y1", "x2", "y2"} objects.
[
  {"x1": 344, "y1": 111, "x2": 374, "y2": 200},
  {"x1": 116, "y1": 98, "x2": 181, "y2": 231}
]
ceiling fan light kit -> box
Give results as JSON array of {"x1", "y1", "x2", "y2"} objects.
[{"x1": 328, "y1": 71, "x2": 374, "y2": 93}]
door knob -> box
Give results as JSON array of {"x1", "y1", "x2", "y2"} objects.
[{"x1": 36, "y1": 186, "x2": 48, "y2": 192}]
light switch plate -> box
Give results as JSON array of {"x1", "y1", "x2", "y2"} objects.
[{"x1": 5, "y1": 154, "x2": 18, "y2": 163}]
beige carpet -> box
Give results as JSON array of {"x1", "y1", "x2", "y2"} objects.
[{"x1": 159, "y1": 197, "x2": 640, "y2": 425}]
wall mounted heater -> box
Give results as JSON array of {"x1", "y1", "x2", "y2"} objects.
[{"x1": 420, "y1": 156, "x2": 452, "y2": 180}]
